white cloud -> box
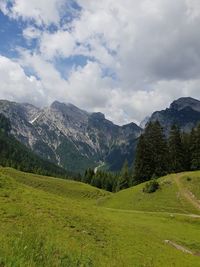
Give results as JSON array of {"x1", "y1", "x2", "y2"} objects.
[
  {"x1": 66, "y1": 61, "x2": 114, "y2": 109},
  {"x1": 40, "y1": 31, "x2": 75, "y2": 59},
  {"x1": 23, "y1": 27, "x2": 41, "y2": 40},
  {"x1": 0, "y1": 55, "x2": 45, "y2": 105},
  {"x1": 1, "y1": 0, "x2": 200, "y2": 125},
  {"x1": 19, "y1": 51, "x2": 114, "y2": 111},
  {"x1": 0, "y1": 0, "x2": 67, "y2": 25}
]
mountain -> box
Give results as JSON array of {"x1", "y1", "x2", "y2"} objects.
[
  {"x1": 149, "y1": 97, "x2": 200, "y2": 133},
  {"x1": 0, "y1": 100, "x2": 142, "y2": 173},
  {"x1": 0, "y1": 113, "x2": 69, "y2": 178}
]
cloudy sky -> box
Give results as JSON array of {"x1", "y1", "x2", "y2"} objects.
[{"x1": 0, "y1": 0, "x2": 200, "y2": 124}]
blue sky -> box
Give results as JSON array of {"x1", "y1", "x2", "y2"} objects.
[
  {"x1": 0, "y1": 12, "x2": 24, "y2": 56},
  {"x1": 0, "y1": 0, "x2": 200, "y2": 124}
]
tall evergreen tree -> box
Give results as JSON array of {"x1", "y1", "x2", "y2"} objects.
[
  {"x1": 134, "y1": 121, "x2": 168, "y2": 183},
  {"x1": 134, "y1": 134, "x2": 152, "y2": 183},
  {"x1": 117, "y1": 159, "x2": 130, "y2": 191},
  {"x1": 182, "y1": 132, "x2": 192, "y2": 171},
  {"x1": 149, "y1": 121, "x2": 168, "y2": 177},
  {"x1": 168, "y1": 125, "x2": 185, "y2": 173},
  {"x1": 191, "y1": 124, "x2": 200, "y2": 170},
  {"x1": 83, "y1": 168, "x2": 94, "y2": 184}
]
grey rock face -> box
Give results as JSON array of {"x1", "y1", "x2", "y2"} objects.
[{"x1": 0, "y1": 99, "x2": 142, "y2": 173}]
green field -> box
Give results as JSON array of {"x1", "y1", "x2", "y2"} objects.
[{"x1": 0, "y1": 168, "x2": 200, "y2": 266}]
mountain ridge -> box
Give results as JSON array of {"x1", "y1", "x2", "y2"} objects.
[
  {"x1": 1, "y1": 96, "x2": 200, "y2": 173},
  {"x1": 0, "y1": 99, "x2": 142, "y2": 173}
]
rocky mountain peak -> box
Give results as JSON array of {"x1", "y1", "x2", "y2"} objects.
[
  {"x1": 48, "y1": 101, "x2": 89, "y2": 128},
  {"x1": 122, "y1": 122, "x2": 141, "y2": 131},
  {"x1": 149, "y1": 97, "x2": 200, "y2": 134},
  {"x1": 90, "y1": 112, "x2": 106, "y2": 121},
  {"x1": 170, "y1": 97, "x2": 200, "y2": 112}
]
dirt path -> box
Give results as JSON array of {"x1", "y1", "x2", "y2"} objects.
[
  {"x1": 164, "y1": 240, "x2": 200, "y2": 256},
  {"x1": 174, "y1": 174, "x2": 200, "y2": 211},
  {"x1": 164, "y1": 240, "x2": 193, "y2": 255},
  {"x1": 105, "y1": 207, "x2": 200, "y2": 218}
]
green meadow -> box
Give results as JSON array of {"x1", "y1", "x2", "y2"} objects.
[{"x1": 0, "y1": 167, "x2": 200, "y2": 267}]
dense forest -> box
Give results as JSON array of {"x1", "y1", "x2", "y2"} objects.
[
  {"x1": 81, "y1": 159, "x2": 130, "y2": 192},
  {"x1": 0, "y1": 114, "x2": 70, "y2": 178},
  {"x1": 134, "y1": 121, "x2": 200, "y2": 183}
]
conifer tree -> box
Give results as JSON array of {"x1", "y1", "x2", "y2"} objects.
[
  {"x1": 134, "y1": 121, "x2": 168, "y2": 183},
  {"x1": 134, "y1": 134, "x2": 152, "y2": 183},
  {"x1": 117, "y1": 159, "x2": 130, "y2": 191},
  {"x1": 149, "y1": 121, "x2": 168, "y2": 177},
  {"x1": 83, "y1": 168, "x2": 94, "y2": 184},
  {"x1": 168, "y1": 125, "x2": 184, "y2": 173},
  {"x1": 182, "y1": 132, "x2": 191, "y2": 171},
  {"x1": 191, "y1": 124, "x2": 200, "y2": 170}
]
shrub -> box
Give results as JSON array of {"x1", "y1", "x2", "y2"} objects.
[{"x1": 143, "y1": 180, "x2": 159, "y2": 193}]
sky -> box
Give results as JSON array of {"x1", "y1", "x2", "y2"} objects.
[{"x1": 0, "y1": 0, "x2": 200, "y2": 125}]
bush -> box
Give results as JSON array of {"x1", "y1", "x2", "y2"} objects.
[{"x1": 143, "y1": 180, "x2": 159, "y2": 193}]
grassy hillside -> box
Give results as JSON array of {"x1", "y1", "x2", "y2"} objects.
[
  {"x1": 0, "y1": 168, "x2": 200, "y2": 266},
  {"x1": 102, "y1": 173, "x2": 200, "y2": 214}
]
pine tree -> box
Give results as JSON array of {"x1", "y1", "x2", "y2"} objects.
[
  {"x1": 191, "y1": 124, "x2": 200, "y2": 170},
  {"x1": 134, "y1": 134, "x2": 152, "y2": 183},
  {"x1": 134, "y1": 121, "x2": 168, "y2": 183},
  {"x1": 83, "y1": 168, "x2": 94, "y2": 184},
  {"x1": 149, "y1": 121, "x2": 168, "y2": 177},
  {"x1": 168, "y1": 125, "x2": 184, "y2": 173},
  {"x1": 117, "y1": 160, "x2": 130, "y2": 191},
  {"x1": 182, "y1": 132, "x2": 191, "y2": 171}
]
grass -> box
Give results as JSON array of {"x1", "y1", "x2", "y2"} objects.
[
  {"x1": 0, "y1": 168, "x2": 200, "y2": 266},
  {"x1": 102, "y1": 173, "x2": 200, "y2": 214},
  {"x1": 181, "y1": 171, "x2": 200, "y2": 199}
]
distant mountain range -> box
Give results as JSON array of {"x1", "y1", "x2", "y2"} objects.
[
  {"x1": 0, "y1": 97, "x2": 200, "y2": 173},
  {"x1": 0, "y1": 100, "x2": 142, "y2": 173}
]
